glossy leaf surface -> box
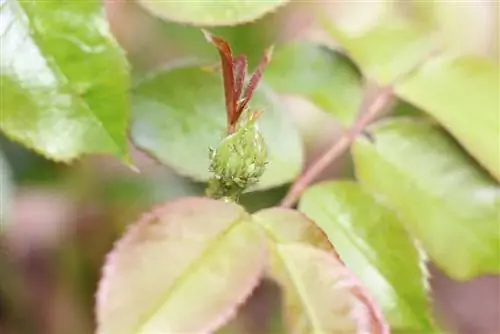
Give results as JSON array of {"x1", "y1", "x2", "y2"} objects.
[
  {"x1": 397, "y1": 55, "x2": 500, "y2": 180},
  {"x1": 131, "y1": 67, "x2": 303, "y2": 190},
  {"x1": 0, "y1": 0, "x2": 130, "y2": 162},
  {"x1": 265, "y1": 43, "x2": 363, "y2": 125},
  {"x1": 97, "y1": 197, "x2": 266, "y2": 334},
  {"x1": 299, "y1": 181, "x2": 436, "y2": 332},
  {"x1": 353, "y1": 118, "x2": 500, "y2": 280},
  {"x1": 137, "y1": 0, "x2": 290, "y2": 26},
  {"x1": 253, "y1": 208, "x2": 388, "y2": 334}
]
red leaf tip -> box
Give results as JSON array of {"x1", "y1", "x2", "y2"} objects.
[{"x1": 203, "y1": 29, "x2": 273, "y2": 134}]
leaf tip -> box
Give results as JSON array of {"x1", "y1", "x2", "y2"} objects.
[
  {"x1": 201, "y1": 29, "x2": 214, "y2": 43},
  {"x1": 264, "y1": 44, "x2": 275, "y2": 62},
  {"x1": 123, "y1": 159, "x2": 140, "y2": 174}
]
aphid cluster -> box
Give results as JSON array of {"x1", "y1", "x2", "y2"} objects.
[{"x1": 203, "y1": 30, "x2": 273, "y2": 201}]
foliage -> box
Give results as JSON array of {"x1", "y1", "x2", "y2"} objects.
[
  {"x1": 131, "y1": 67, "x2": 303, "y2": 191},
  {"x1": 396, "y1": 55, "x2": 500, "y2": 180},
  {"x1": 352, "y1": 118, "x2": 499, "y2": 280},
  {"x1": 264, "y1": 43, "x2": 363, "y2": 126},
  {"x1": 97, "y1": 198, "x2": 266, "y2": 334},
  {"x1": 252, "y1": 208, "x2": 388, "y2": 333},
  {"x1": 299, "y1": 181, "x2": 437, "y2": 331},
  {"x1": 1, "y1": 1, "x2": 499, "y2": 333},
  {"x1": 0, "y1": 0, "x2": 130, "y2": 163}
]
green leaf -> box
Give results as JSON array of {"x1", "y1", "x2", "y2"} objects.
[
  {"x1": 0, "y1": 149, "x2": 13, "y2": 231},
  {"x1": 265, "y1": 43, "x2": 363, "y2": 125},
  {"x1": 352, "y1": 117, "x2": 500, "y2": 280},
  {"x1": 253, "y1": 208, "x2": 388, "y2": 334},
  {"x1": 131, "y1": 67, "x2": 303, "y2": 190},
  {"x1": 0, "y1": 0, "x2": 130, "y2": 162},
  {"x1": 324, "y1": 19, "x2": 436, "y2": 84},
  {"x1": 396, "y1": 55, "x2": 500, "y2": 180},
  {"x1": 97, "y1": 197, "x2": 266, "y2": 334},
  {"x1": 137, "y1": 0, "x2": 290, "y2": 27},
  {"x1": 324, "y1": 16, "x2": 499, "y2": 180},
  {"x1": 299, "y1": 181, "x2": 437, "y2": 332}
]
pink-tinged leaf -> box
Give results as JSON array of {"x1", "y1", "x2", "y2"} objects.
[
  {"x1": 96, "y1": 197, "x2": 266, "y2": 334},
  {"x1": 275, "y1": 244, "x2": 388, "y2": 334},
  {"x1": 253, "y1": 208, "x2": 388, "y2": 334},
  {"x1": 299, "y1": 181, "x2": 437, "y2": 331},
  {"x1": 253, "y1": 208, "x2": 334, "y2": 254}
]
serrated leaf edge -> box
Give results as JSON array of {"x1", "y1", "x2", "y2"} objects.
[
  {"x1": 253, "y1": 208, "x2": 388, "y2": 334},
  {"x1": 95, "y1": 197, "x2": 266, "y2": 334}
]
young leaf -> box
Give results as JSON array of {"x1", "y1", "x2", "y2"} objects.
[
  {"x1": 202, "y1": 29, "x2": 273, "y2": 132},
  {"x1": 131, "y1": 67, "x2": 303, "y2": 191},
  {"x1": 0, "y1": 0, "x2": 130, "y2": 162},
  {"x1": 96, "y1": 197, "x2": 266, "y2": 334},
  {"x1": 324, "y1": 19, "x2": 436, "y2": 84},
  {"x1": 264, "y1": 43, "x2": 363, "y2": 126},
  {"x1": 396, "y1": 55, "x2": 500, "y2": 181},
  {"x1": 299, "y1": 181, "x2": 437, "y2": 332},
  {"x1": 253, "y1": 208, "x2": 388, "y2": 334},
  {"x1": 236, "y1": 46, "x2": 274, "y2": 120},
  {"x1": 353, "y1": 117, "x2": 500, "y2": 280},
  {"x1": 137, "y1": 0, "x2": 290, "y2": 27},
  {"x1": 202, "y1": 30, "x2": 237, "y2": 129},
  {"x1": 275, "y1": 244, "x2": 388, "y2": 334},
  {"x1": 233, "y1": 55, "x2": 248, "y2": 101}
]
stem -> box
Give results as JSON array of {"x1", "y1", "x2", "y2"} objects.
[
  {"x1": 280, "y1": 44, "x2": 442, "y2": 208},
  {"x1": 280, "y1": 86, "x2": 394, "y2": 208}
]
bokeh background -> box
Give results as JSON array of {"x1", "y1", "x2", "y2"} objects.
[{"x1": 1, "y1": 1, "x2": 499, "y2": 333}]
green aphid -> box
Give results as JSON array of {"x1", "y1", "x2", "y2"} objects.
[
  {"x1": 203, "y1": 30, "x2": 273, "y2": 202},
  {"x1": 207, "y1": 110, "x2": 268, "y2": 201}
]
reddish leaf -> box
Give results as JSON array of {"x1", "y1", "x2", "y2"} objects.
[
  {"x1": 203, "y1": 30, "x2": 273, "y2": 134},
  {"x1": 253, "y1": 208, "x2": 388, "y2": 334},
  {"x1": 236, "y1": 46, "x2": 274, "y2": 118},
  {"x1": 233, "y1": 55, "x2": 248, "y2": 102},
  {"x1": 203, "y1": 30, "x2": 236, "y2": 128}
]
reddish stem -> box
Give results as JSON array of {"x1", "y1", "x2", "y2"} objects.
[
  {"x1": 279, "y1": 45, "x2": 442, "y2": 208},
  {"x1": 280, "y1": 86, "x2": 394, "y2": 208}
]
